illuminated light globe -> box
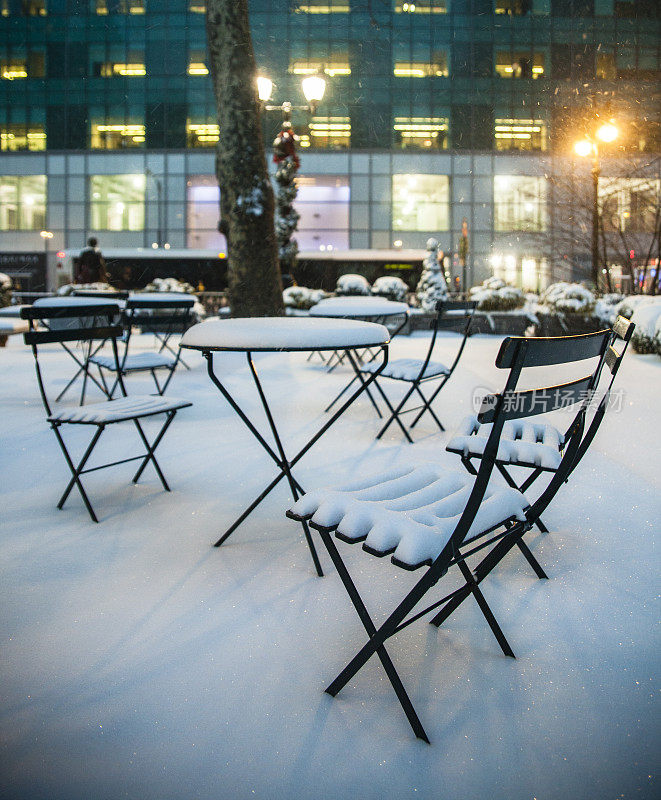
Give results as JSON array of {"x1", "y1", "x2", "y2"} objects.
[
  {"x1": 257, "y1": 75, "x2": 273, "y2": 102},
  {"x1": 574, "y1": 139, "x2": 593, "y2": 158},
  {"x1": 301, "y1": 72, "x2": 326, "y2": 112},
  {"x1": 597, "y1": 123, "x2": 618, "y2": 143}
]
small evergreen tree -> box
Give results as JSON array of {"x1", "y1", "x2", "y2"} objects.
[
  {"x1": 415, "y1": 238, "x2": 448, "y2": 311},
  {"x1": 273, "y1": 122, "x2": 300, "y2": 278}
]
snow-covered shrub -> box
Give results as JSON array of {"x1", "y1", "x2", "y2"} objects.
[
  {"x1": 539, "y1": 282, "x2": 595, "y2": 315},
  {"x1": 654, "y1": 315, "x2": 661, "y2": 356},
  {"x1": 594, "y1": 293, "x2": 625, "y2": 326},
  {"x1": 415, "y1": 238, "x2": 448, "y2": 311},
  {"x1": 630, "y1": 302, "x2": 661, "y2": 354},
  {"x1": 0, "y1": 272, "x2": 12, "y2": 307},
  {"x1": 57, "y1": 282, "x2": 115, "y2": 296},
  {"x1": 143, "y1": 277, "x2": 196, "y2": 294},
  {"x1": 612, "y1": 294, "x2": 658, "y2": 320},
  {"x1": 283, "y1": 286, "x2": 329, "y2": 310},
  {"x1": 336, "y1": 273, "x2": 371, "y2": 296},
  {"x1": 469, "y1": 277, "x2": 525, "y2": 311},
  {"x1": 372, "y1": 276, "x2": 408, "y2": 302}
]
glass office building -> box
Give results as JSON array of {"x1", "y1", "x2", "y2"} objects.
[{"x1": 0, "y1": 0, "x2": 659, "y2": 290}]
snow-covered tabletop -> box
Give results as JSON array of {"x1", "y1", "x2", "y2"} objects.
[
  {"x1": 33, "y1": 296, "x2": 125, "y2": 309},
  {"x1": 180, "y1": 317, "x2": 390, "y2": 352},
  {"x1": 309, "y1": 296, "x2": 409, "y2": 319}
]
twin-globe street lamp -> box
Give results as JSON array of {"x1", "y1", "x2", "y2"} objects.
[
  {"x1": 573, "y1": 121, "x2": 618, "y2": 288},
  {"x1": 256, "y1": 71, "x2": 327, "y2": 123}
]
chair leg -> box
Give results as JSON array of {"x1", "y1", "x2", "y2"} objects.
[
  {"x1": 319, "y1": 530, "x2": 430, "y2": 742},
  {"x1": 497, "y1": 464, "x2": 549, "y2": 534},
  {"x1": 409, "y1": 375, "x2": 449, "y2": 428},
  {"x1": 52, "y1": 424, "x2": 104, "y2": 523},
  {"x1": 375, "y1": 382, "x2": 417, "y2": 443},
  {"x1": 131, "y1": 412, "x2": 176, "y2": 489},
  {"x1": 456, "y1": 560, "x2": 515, "y2": 658},
  {"x1": 410, "y1": 383, "x2": 445, "y2": 432}
]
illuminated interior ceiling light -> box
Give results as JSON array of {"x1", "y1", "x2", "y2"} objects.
[
  {"x1": 114, "y1": 64, "x2": 146, "y2": 76},
  {"x1": 187, "y1": 63, "x2": 209, "y2": 75},
  {"x1": 26, "y1": 132, "x2": 46, "y2": 138},
  {"x1": 2, "y1": 69, "x2": 28, "y2": 80},
  {"x1": 297, "y1": 4, "x2": 350, "y2": 12},
  {"x1": 394, "y1": 67, "x2": 426, "y2": 77}
]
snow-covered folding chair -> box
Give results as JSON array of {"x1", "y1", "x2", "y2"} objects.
[
  {"x1": 445, "y1": 316, "x2": 634, "y2": 536},
  {"x1": 90, "y1": 294, "x2": 195, "y2": 397},
  {"x1": 285, "y1": 325, "x2": 624, "y2": 742},
  {"x1": 21, "y1": 303, "x2": 192, "y2": 523},
  {"x1": 359, "y1": 300, "x2": 477, "y2": 442}
]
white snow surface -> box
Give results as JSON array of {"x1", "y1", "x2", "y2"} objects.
[
  {"x1": 180, "y1": 316, "x2": 390, "y2": 351},
  {"x1": 361, "y1": 356, "x2": 450, "y2": 380},
  {"x1": 310, "y1": 296, "x2": 409, "y2": 318},
  {"x1": 448, "y1": 415, "x2": 565, "y2": 469},
  {"x1": 128, "y1": 292, "x2": 195, "y2": 305},
  {"x1": 34, "y1": 296, "x2": 125, "y2": 308},
  {"x1": 0, "y1": 329, "x2": 659, "y2": 800}
]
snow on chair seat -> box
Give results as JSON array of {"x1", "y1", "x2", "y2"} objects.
[
  {"x1": 287, "y1": 463, "x2": 528, "y2": 570},
  {"x1": 48, "y1": 394, "x2": 191, "y2": 425},
  {"x1": 90, "y1": 352, "x2": 175, "y2": 372},
  {"x1": 447, "y1": 415, "x2": 564, "y2": 470},
  {"x1": 360, "y1": 357, "x2": 450, "y2": 381}
]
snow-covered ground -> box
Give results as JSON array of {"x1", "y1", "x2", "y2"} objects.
[{"x1": 1, "y1": 328, "x2": 659, "y2": 800}]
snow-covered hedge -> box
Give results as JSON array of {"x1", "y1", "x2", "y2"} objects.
[
  {"x1": 144, "y1": 277, "x2": 196, "y2": 294},
  {"x1": 283, "y1": 286, "x2": 329, "y2": 310},
  {"x1": 336, "y1": 273, "x2": 371, "y2": 296},
  {"x1": 612, "y1": 294, "x2": 658, "y2": 321},
  {"x1": 371, "y1": 276, "x2": 408, "y2": 302},
  {"x1": 594, "y1": 293, "x2": 625, "y2": 326},
  {"x1": 0, "y1": 272, "x2": 12, "y2": 307},
  {"x1": 469, "y1": 277, "x2": 525, "y2": 311},
  {"x1": 57, "y1": 282, "x2": 116, "y2": 296},
  {"x1": 539, "y1": 282, "x2": 595, "y2": 316},
  {"x1": 630, "y1": 300, "x2": 661, "y2": 355}
]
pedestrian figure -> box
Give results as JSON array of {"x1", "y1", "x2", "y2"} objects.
[{"x1": 75, "y1": 237, "x2": 107, "y2": 284}]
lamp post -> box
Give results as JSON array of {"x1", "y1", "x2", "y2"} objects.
[
  {"x1": 574, "y1": 121, "x2": 618, "y2": 289},
  {"x1": 257, "y1": 71, "x2": 327, "y2": 273},
  {"x1": 145, "y1": 169, "x2": 164, "y2": 248}
]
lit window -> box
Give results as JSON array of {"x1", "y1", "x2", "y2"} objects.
[
  {"x1": 599, "y1": 178, "x2": 661, "y2": 233},
  {"x1": 90, "y1": 174, "x2": 145, "y2": 231},
  {"x1": 294, "y1": 0, "x2": 350, "y2": 12},
  {"x1": 187, "y1": 122, "x2": 219, "y2": 147},
  {"x1": 1, "y1": 51, "x2": 45, "y2": 80},
  {"x1": 289, "y1": 56, "x2": 351, "y2": 77},
  {"x1": 98, "y1": 62, "x2": 146, "y2": 76},
  {"x1": 95, "y1": 0, "x2": 144, "y2": 14},
  {"x1": 494, "y1": 119, "x2": 546, "y2": 151},
  {"x1": 187, "y1": 62, "x2": 209, "y2": 76},
  {"x1": 0, "y1": 175, "x2": 46, "y2": 231},
  {"x1": 392, "y1": 174, "x2": 450, "y2": 232},
  {"x1": 304, "y1": 117, "x2": 351, "y2": 149},
  {"x1": 395, "y1": 1, "x2": 446, "y2": 12},
  {"x1": 90, "y1": 123, "x2": 146, "y2": 149},
  {"x1": 394, "y1": 54, "x2": 448, "y2": 78},
  {"x1": 495, "y1": 51, "x2": 545, "y2": 79},
  {"x1": 495, "y1": 0, "x2": 532, "y2": 14},
  {"x1": 394, "y1": 117, "x2": 449, "y2": 150},
  {"x1": 188, "y1": 0, "x2": 205, "y2": 10},
  {"x1": 1, "y1": 60, "x2": 27, "y2": 80},
  {"x1": 596, "y1": 53, "x2": 616, "y2": 80},
  {"x1": 494, "y1": 175, "x2": 547, "y2": 232},
  {"x1": 0, "y1": 124, "x2": 46, "y2": 151},
  {"x1": 21, "y1": 0, "x2": 46, "y2": 15}
]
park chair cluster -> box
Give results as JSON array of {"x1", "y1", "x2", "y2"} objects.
[
  {"x1": 21, "y1": 302, "x2": 192, "y2": 522},
  {"x1": 287, "y1": 316, "x2": 634, "y2": 742}
]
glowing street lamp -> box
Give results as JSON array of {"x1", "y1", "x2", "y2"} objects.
[{"x1": 574, "y1": 121, "x2": 619, "y2": 288}]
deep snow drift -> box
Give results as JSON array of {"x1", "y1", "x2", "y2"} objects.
[{"x1": 0, "y1": 328, "x2": 659, "y2": 800}]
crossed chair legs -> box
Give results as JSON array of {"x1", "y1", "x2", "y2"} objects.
[
  {"x1": 49, "y1": 411, "x2": 177, "y2": 523},
  {"x1": 308, "y1": 517, "x2": 543, "y2": 743},
  {"x1": 371, "y1": 375, "x2": 451, "y2": 443}
]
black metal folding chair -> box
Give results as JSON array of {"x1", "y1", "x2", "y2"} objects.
[
  {"x1": 446, "y1": 315, "x2": 635, "y2": 535},
  {"x1": 21, "y1": 303, "x2": 192, "y2": 523},
  {"x1": 285, "y1": 323, "x2": 631, "y2": 742},
  {"x1": 358, "y1": 300, "x2": 476, "y2": 442},
  {"x1": 90, "y1": 295, "x2": 195, "y2": 396}
]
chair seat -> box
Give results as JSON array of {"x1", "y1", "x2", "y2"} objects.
[
  {"x1": 360, "y1": 358, "x2": 450, "y2": 381},
  {"x1": 90, "y1": 352, "x2": 175, "y2": 371},
  {"x1": 48, "y1": 394, "x2": 191, "y2": 425},
  {"x1": 447, "y1": 415, "x2": 564, "y2": 470},
  {"x1": 287, "y1": 463, "x2": 528, "y2": 570}
]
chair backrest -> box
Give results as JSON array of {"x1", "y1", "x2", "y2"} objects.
[
  {"x1": 71, "y1": 289, "x2": 130, "y2": 300},
  {"x1": 428, "y1": 322, "x2": 631, "y2": 579},
  {"x1": 122, "y1": 295, "x2": 196, "y2": 338},
  {"x1": 419, "y1": 300, "x2": 477, "y2": 378},
  {"x1": 21, "y1": 303, "x2": 126, "y2": 415}
]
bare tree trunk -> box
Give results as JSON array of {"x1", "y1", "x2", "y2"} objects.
[{"x1": 206, "y1": 0, "x2": 284, "y2": 317}]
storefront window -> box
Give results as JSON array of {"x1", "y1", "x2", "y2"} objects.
[
  {"x1": 494, "y1": 175, "x2": 547, "y2": 232},
  {"x1": 90, "y1": 174, "x2": 145, "y2": 231},
  {"x1": 0, "y1": 175, "x2": 46, "y2": 230},
  {"x1": 392, "y1": 174, "x2": 450, "y2": 231}
]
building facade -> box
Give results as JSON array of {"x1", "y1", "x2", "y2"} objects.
[{"x1": 0, "y1": 0, "x2": 659, "y2": 291}]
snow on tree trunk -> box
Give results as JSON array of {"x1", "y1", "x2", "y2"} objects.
[
  {"x1": 415, "y1": 238, "x2": 448, "y2": 311},
  {"x1": 205, "y1": 0, "x2": 284, "y2": 317},
  {"x1": 273, "y1": 122, "x2": 300, "y2": 277}
]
